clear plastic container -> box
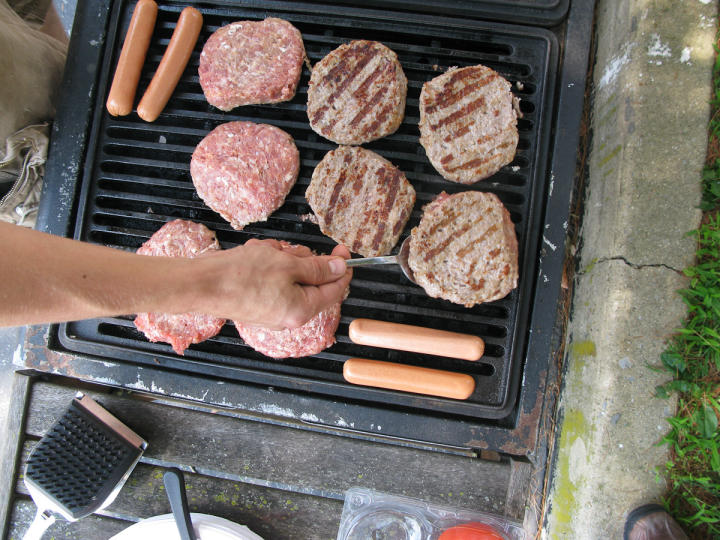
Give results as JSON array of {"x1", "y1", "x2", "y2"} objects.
[{"x1": 336, "y1": 487, "x2": 525, "y2": 540}]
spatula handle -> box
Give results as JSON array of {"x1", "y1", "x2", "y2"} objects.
[
  {"x1": 346, "y1": 255, "x2": 398, "y2": 267},
  {"x1": 163, "y1": 468, "x2": 197, "y2": 540},
  {"x1": 23, "y1": 508, "x2": 56, "y2": 540}
]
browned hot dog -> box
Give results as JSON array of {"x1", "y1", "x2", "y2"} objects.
[
  {"x1": 343, "y1": 358, "x2": 476, "y2": 400},
  {"x1": 137, "y1": 6, "x2": 203, "y2": 122},
  {"x1": 106, "y1": 0, "x2": 158, "y2": 116},
  {"x1": 349, "y1": 319, "x2": 485, "y2": 361}
]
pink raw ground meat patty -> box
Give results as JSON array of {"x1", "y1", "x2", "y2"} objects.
[
  {"x1": 233, "y1": 242, "x2": 345, "y2": 359},
  {"x1": 199, "y1": 18, "x2": 305, "y2": 110},
  {"x1": 190, "y1": 121, "x2": 300, "y2": 229},
  {"x1": 133, "y1": 219, "x2": 225, "y2": 355},
  {"x1": 234, "y1": 303, "x2": 342, "y2": 359}
]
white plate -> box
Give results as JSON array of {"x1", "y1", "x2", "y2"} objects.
[{"x1": 109, "y1": 513, "x2": 264, "y2": 540}]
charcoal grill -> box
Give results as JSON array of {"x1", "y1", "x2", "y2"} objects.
[{"x1": 32, "y1": 0, "x2": 593, "y2": 454}]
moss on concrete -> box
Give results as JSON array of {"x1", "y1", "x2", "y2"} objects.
[{"x1": 550, "y1": 409, "x2": 593, "y2": 540}]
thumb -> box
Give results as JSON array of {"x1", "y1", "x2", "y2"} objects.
[{"x1": 293, "y1": 255, "x2": 347, "y2": 285}]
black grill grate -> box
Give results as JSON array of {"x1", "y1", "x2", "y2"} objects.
[
  {"x1": 57, "y1": 0, "x2": 558, "y2": 422},
  {"x1": 227, "y1": 0, "x2": 570, "y2": 27}
]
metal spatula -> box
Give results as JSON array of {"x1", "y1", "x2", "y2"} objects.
[
  {"x1": 345, "y1": 237, "x2": 416, "y2": 283},
  {"x1": 23, "y1": 393, "x2": 147, "y2": 540}
]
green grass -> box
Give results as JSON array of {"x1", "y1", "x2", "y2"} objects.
[
  {"x1": 657, "y1": 214, "x2": 720, "y2": 537},
  {"x1": 656, "y1": 36, "x2": 720, "y2": 540}
]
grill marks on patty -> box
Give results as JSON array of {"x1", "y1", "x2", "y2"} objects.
[
  {"x1": 425, "y1": 71, "x2": 497, "y2": 115},
  {"x1": 352, "y1": 56, "x2": 389, "y2": 99},
  {"x1": 429, "y1": 95, "x2": 487, "y2": 130},
  {"x1": 368, "y1": 165, "x2": 404, "y2": 253},
  {"x1": 422, "y1": 216, "x2": 478, "y2": 263},
  {"x1": 419, "y1": 65, "x2": 519, "y2": 184},
  {"x1": 349, "y1": 61, "x2": 396, "y2": 126},
  {"x1": 408, "y1": 191, "x2": 519, "y2": 307},
  {"x1": 444, "y1": 143, "x2": 514, "y2": 173},
  {"x1": 306, "y1": 146, "x2": 416, "y2": 257},
  {"x1": 307, "y1": 40, "x2": 407, "y2": 145},
  {"x1": 310, "y1": 42, "x2": 380, "y2": 124},
  {"x1": 324, "y1": 151, "x2": 353, "y2": 227}
]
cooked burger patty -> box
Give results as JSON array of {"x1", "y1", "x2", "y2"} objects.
[
  {"x1": 306, "y1": 146, "x2": 416, "y2": 257},
  {"x1": 134, "y1": 219, "x2": 225, "y2": 355},
  {"x1": 408, "y1": 191, "x2": 519, "y2": 307},
  {"x1": 190, "y1": 121, "x2": 299, "y2": 230},
  {"x1": 199, "y1": 18, "x2": 305, "y2": 110},
  {"x1": 233, "y1": 242, "x2": 345, "y2": 359},
  {"x1": 307, "y1": 40, "x2": 407, "y2": 145},
  {"x1": 419, "y1": 65, "x2": 520, "y2": 184}
]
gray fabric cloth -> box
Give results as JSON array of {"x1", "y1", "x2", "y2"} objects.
[
  {"x1": 0, "y1": 0, "x2": 67, "y2": 227},
  {"x1": 0, "y1": 124, "x2": 49, "y2": 226},
  {"x1": 7, "y1": 0, "x2": 52, "y2": 25}
]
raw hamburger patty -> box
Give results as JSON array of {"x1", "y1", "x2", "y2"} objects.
[
  {"x1": 234, "y1": 303, "x2": 341, "y2": 359},
  {"x1": 199, "y1": 18, "x2": 305, "y2": 110},
  {"x1": 307, "y1": 40, "x2": 407, "y2": 145},
  {"x1": 233, "y1": 242, "x2": 345, "y2": 359},
  {"x1": 190, "y1": 121, "x2": 300, "y2": 230},
  {"x1": 408, "y1": 191, "x2": 519, "y2": 307},
  {"x1": 419, "y1": 65, "x2": 520, "y2": 184},
  {"x1": 306, "y1": 146, "x2": 416, "y2": 257},
  {"x1": 134, "y1": 219, "x2": 225, "y2": 355}
]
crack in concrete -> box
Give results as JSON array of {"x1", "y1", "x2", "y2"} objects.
[{"x1": 578, "y1": 256, "x2": 681, "y2": 275}]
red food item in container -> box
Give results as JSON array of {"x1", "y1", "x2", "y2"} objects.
[{"x1": 438, "y1": 521, "x2": 507, "y2": 540}]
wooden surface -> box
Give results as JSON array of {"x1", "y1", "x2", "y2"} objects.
[
  {"x1": 0, "y1": 374, "x2": 31, "y2": 536},
  {"x1": 2, "y1": 375, "x2": 531, "y2": 539}
]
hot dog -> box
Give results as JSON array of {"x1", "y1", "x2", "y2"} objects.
[
  {"x1": 343, "y1": 358, "x2": 476, "y2": 400},
  {"x1": 106, "y1": 0, "x2": 158, "y2": 116},
  {"x1": 349, "y1": 319, "x2": 485, "y2": 361},
  {"x1": 137, "y1": 6, "x2": 203, "y2": 122}
]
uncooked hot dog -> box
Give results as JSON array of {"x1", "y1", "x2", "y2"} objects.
[
  {"x1": 106, "y1": 0, "x2": 158, "y2": 116},
  {"x1": 349, "y1": 319, "x2": 485, "y2": 361},
  {"x1": 137, "y1": 6, "x2": 203, "y2": 122},
  {"x1": 343, "y1": 358, "x2": 476, "y2": 400}
]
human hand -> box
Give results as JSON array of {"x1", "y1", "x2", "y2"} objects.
[{"x1": 192, "y1": 239, "x2": 352, "y2": 330}]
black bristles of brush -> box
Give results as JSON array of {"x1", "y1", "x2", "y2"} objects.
[{"x1": 25, "y1": 397, "x2": 143, "y2": 520}]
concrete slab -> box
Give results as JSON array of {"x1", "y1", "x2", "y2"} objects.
[
  {"x1": 546, "y1": 262, "x2": 686, "y2": 538},
  {"x1": 582, "y1": 0, "x2": 711, "y2": 270},
  {"x1": 544, "y1": 0, "x2": 715, "y2": 538}
]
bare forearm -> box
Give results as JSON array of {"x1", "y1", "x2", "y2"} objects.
[
  {"x1": 0, "y1": 222, "x2": 197, "y2": 326},
  {"x1": 0, "y1": 222, "x2": 352, "y2": 329}
]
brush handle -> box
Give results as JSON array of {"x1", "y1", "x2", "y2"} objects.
[
  {"x1": 23, "y1": 508, "x2": 55, "y2": 540},
  {"x1": 163, "y1": 469, "x2": 197, "y2": 540}
]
